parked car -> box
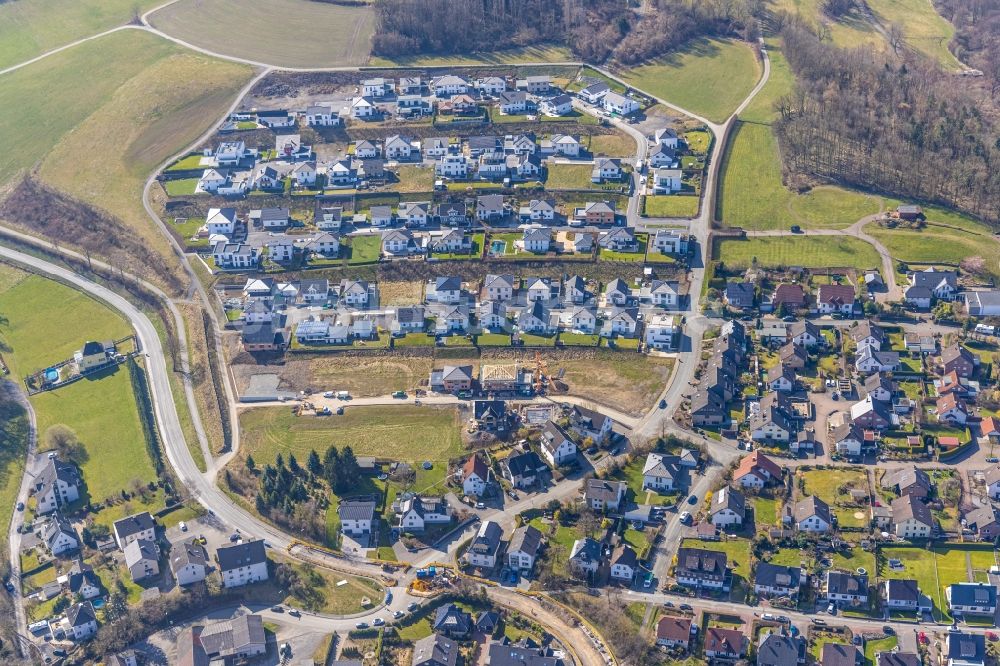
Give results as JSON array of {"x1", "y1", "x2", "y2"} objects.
[
  {"x1": 15, "y1": 502, "x2": 23, "y2": 511},
  {"x1": 659, "y1": 399, "x2": 667, "y2": 409},
  {"x1": 392, "y1": 391, "x2": 407, "y2": 399},
  {"x1": 270, "y1": 605, "x2": 283, "y2": 613},
  {"x1": 687, "y1": 495, "x2": 698, "y2": 505},
  {"x1": 373, "y1": 618, "x2": 385, "y2": 627},
  {"x1": 679, "y1": 511, "x2": 692, "y2": 524},
  {"x1": 289, "y1": 609, "x2": 301, "y2": 617},
  {"x1": 475, "y1": 502, "x2": 486, "y2": 509}
]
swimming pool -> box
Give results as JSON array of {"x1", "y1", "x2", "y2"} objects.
[
  {"x1": 44, "y1": 368, "x2": 59, "y2": 383},
  {"x1": 489, "y1": 240, "x2": 506, "y2": 256}
]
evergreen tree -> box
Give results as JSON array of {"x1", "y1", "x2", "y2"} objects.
[
  {"x1": 289, "y1": 453, "x2": 300, "y2": 473},
  {"x1": 323, "y1": 446, "x2": 341, "y2": 490},
  {"x1": 276, "y1": 452, "x2": 285, "y2": 469},
  {"x1": 246, "y1": 454, "x2": 256, "y2": 472},
  {"x1": 308, "y1": 449, "x2": 322, "y2": 475}
]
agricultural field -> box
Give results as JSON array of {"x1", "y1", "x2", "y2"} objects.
[
  {"x1": 238, "y1": 404, "x2": 465, "y2": 474},
  {"x1": 714, "y1": 235, "x2": 880, "y2": 270},
  {"x1": 369, "y1": 44, "x2": 575, "y2": 67},
  {"x1": 148, "y1": 0, "x2": 376, "y2": 68},
  {"x1": 620, "y1": 39, "x2": 760, "y2": 123},
  {"x1": 865, "y1": 221, "x2": 1000, "y2": 278},
  {"x1": 0, "y1": 274, "x2": 158, "y2": 505},
  {"x1": 866, "y1": 0, "x2": 963, "y2": 69},
  {"x1": 716, "y1": 122, "x2": 882, "y2": 230},
  {"x1": 0, "y1": 0, "x2": 162, "y2": 71}
]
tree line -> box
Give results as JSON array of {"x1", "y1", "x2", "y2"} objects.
[
  {"x1": 370, "y1": 0, "x2": 760, "y2": 65},
  {"x1": 773, "y1": 22, "x2": 1000, "y2": 225}
]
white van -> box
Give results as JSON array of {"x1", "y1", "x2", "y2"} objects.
[{"x1": 336, "y1": 391, "x2": 351, "y2": 400}]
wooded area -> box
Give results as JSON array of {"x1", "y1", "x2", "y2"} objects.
[
  {"x1": 773, "y1": 23, "x2": 1000, "y2": 224},
  {"x1": 370, "y1": 0, "x2": 760, "y2": 65}
]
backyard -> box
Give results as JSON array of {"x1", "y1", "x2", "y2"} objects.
[
  {"x1": 714, "y1": 235, "x2": 880, "y2": 270},
  {"x1": 800, "y1": 467, "x2": 870, "y2": 528}
]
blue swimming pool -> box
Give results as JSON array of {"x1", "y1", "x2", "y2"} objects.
[
  {"x1": 490, "y1": 240, "x2": 506, "y2": 256},
  {"x1": 44, "y1": 368, "x2": 59, "y2": 383}
]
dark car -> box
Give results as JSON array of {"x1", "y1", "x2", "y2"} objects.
[
  {"x1": 790, "y1": 225, "x2": 801, "y2": 233},
  {"x1": 679, "y1": 603, "x2": 693, "y2": 611},
  {"x1": 883, "y1": 626, "x2": 894, "y2": 635},
  {"x1": 659, "y1": 399, "x2": 667, "y2": 409},
  {"x1": 687, "y1": 495, "x2": 698, "y2": 505}
]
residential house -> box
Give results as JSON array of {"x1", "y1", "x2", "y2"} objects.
[
  {"x1": 65, "y1": 561, "x2": 102, "y2": 600},
  {"x1": 964, "y1": 506, "x2": 1000, "y2": 541},
  {"x1": 891, "y1": 495, "x2": 934, "y2": 539},
  {"x1": 584, "y1": 479, "x2": 627, "y2": 512},
  {"x1": 478, "y1": 301, "x2": 508, "y2": 331},
  {"x1": 603, "y1": 278, "x2": 632, "y2": 305},
  {"x1": 397, "y1": 496, "x2": 451, "y2": 532},
  {"x1": 790, "y1": 321, "x2": 821, "y2": 348},
  {"x1": 750, "y1": 392, "x2": 796, "y2": 442},
  {"x1": 382, "y1": 229, "x2": 418, "y2": 256},
  {"x1": 123, "y1": 539, "x2": 159, "y2": 582},
  {"x1": 170, "y1": 539, "x2": 209, "y2": 586},
  {"x1": 704, "y1": 627, "x2": 745, "y2": 659},
  {"x1": 33, "y1": 458, "x2": 81, "y2": 515},
  {"x1": 965, "y1": 290, "x2": 1000, "y2": 316},
  {"x1": 656, "y1": 616, "x2": 693, "y2": 650},
  {"x1": 399, "y1": 201, "x2": 430, "y2": 227},
  {"x1": 884, "y1": 579, "x2": 921, "y2": 612},
  {"x1": 384, "y1": 135, "x2": 416, "y2": 160},
  {"x1": 851, "y1": 395, "x2": 893, "y2": 430},
  {"x1": 610, "y1": 545, "x2": 638, "y2": 582},
  {"x1": 467, "y1": 521, "x2": 503, "y2": 569},
  {"x1": 578, "y1": 82, "x2": 610, "y2": 104},
  {"x1": 936, "y1": 393, "x2": 969, "y2": 426},
  {"x1": 266, "y1": 238, "x2": 294, "y2": 262},
  {"x1": 652, "y1": 229, "x2": 688, "y2": 255},
  {"x1": 305, "y1": 104, "x2": 338, "y2": 126},
  {"x1": 675, "y1": 547, "x2": 729, "y2": 591},
  {"x1": 461, "y1": 455, "x2": 491, "y2": 497},
  {"x1": 573, "y1": 201, "x2": 616, "y2": 225},
  {"x1": 177, "y1": 615, "x2": 266, "y2": 665},
  {"x1": 522, "y1": 227, "x2": 551, "y2": 253},
  {"x1": 217, "y1": 540, "x2": 268, "y2": 588},
  {"x1": 947, "y1": 583, "x2": 998, "y2": 616},
  {"x1": 649, "y1": 280, "x2": 680, "y2": 308},
  {"x1": 939, "y1": 344, "x2": 977, "y2": 378},
  {"x1": 214, "y1": 140, "x2": 250, "y2": 166},
  {"x1": 433, "y1": 605, "x2": 473, "y2": 640},
  {"x1": 398, "y1": 76, "x2": 422, "y2": 95},
  {"x1": 757, "y1": 631, "x2": 805, "y2": 666},
  {"x1": 826, "y1": 570, "x2": 869, "y2": 606},
  {"x1": 507, "y1": 525, "x2": 542, "y2": 572},
  {"x1": 831, "y1": 423, "x2": 865, "y2": 457},
  {"x1": 274, "y1": 133, "x2": 311, "y2": 161},
  {"x1": 206, "y1": 207, "x2": 238, "y2": 237},
  {"x1": 642, "y1": 453, "x2": 680, "y2": 492},
  {"x1": 549, "y1": 134, "x2": 582, "y2": 157},
  {"x1": 502, "y1": 451, "x2": 548, "y2": 489},
  {"x1": 113, "y1": 512, "x2": 156, "y2": 549},
  {"x1": 361, "y1": 77, "x2": 391, "y2": 97},
  {"x1": 539, "y1": 421, "x2": 577, "y2": 467},
  {"x1": 878, "y1": 654, "x2": 921, "y2": 666},
  {"x1": 338, "y1": 500, "x2": 376, "y2": 536},
  {"x1": 779, "y1": 342, "x2": 809, "y2": 370},
  {"x1": 477, "y1": 76, "x2": 506, "y2": 94},
  {"x1": 602, "y1": 92, "x2": 640, "y2": 116},
  {"x1": 772, "y1": 284, "x2": 807, "y2": 311},
  {"x1": 339, "y1": 279, "x2": 371, "y2": 306},
  {"x1": 430, "y1": 365, "x2": 474, "y2": 393},
  {"x1": 754, "y1": 563, "x2": 803, "y2": 598},
  {"x1": 432, "y1": 75, "x2": 470, "y2": 96},
  {"x1": 568, "y1": 538, "x2": 602, "y2": 576},
  {"x1": 648, "y1": 144, "x2": 678, "y2": 168},
  {"x1": 653, "y1": 168, "x2": 682, "y2": 193},
  {"x1": 822, "y1": 644, "x2": 861, "y2": 666},
  {"x1": 645, "y1": 314, "x2": 680, "y2": 350},
  {"x1": 521, "y1": 75, "x2": 551, "y2": 93},
  {"x1": 61, "y1": 602, "x2": 98, "y2": 641},
  {"x1": 710, "y1": 487, "x2": 747, "y2": 528},
  {"x1": 725, "y1": 282, "x2": 755, "y2": 309},
  {"x1": 591, "y1": 158, "x2": 622, "y2": 183},
  {"x1": 212, "y1": 242, "x2": 259, "y2": 270},
  {"x1": 350, "y1": 96, "x2": 377, "y2": 118},
  {"x1": 517, "y1": 300, "x2": 554, "y2": 334},
  {"x1": 599, "y1": 227, "x2": 637, "y2": 252},
  {"x1": 603, "y1": 307, "x2": 639, "y2": 337},
  {"x1": 945, "y1": 633, "x2": 985, "y2": 666},
  {"x1": 882, "y1": 466, "x2": 931, "y2": 499},
  {"x1": 816, "y1": 284, "x2": 856, "y2": 315},
  {"x1": 476, "y1": 194, "x2": 506, "y2": 221},
  {"x1": 412, "y1": 634, "x2": 459, "y2": 666},
  {"x1": 733, "y1": 451, "x2": 783, "y2": 488},
  {"x1": 906, "y1": 268, "x2": 958, "y2": 308},
  {"x1": 540, "y1": 94, "x2": 573, "y2": 117},
  {"x1": 793, "y1": 496, "x2": 832, "y2": 532},
  {"x1": 521, "y1": 199, "x2": 556, "y2": 222},
  {"x1": 40, "y1": 514, "x2": 79, "y2": 556},
  {"x1": 856, "y1": 343, "x2": 901, "y2": 374},
  {"x1": 987, "y1": 467, "x2": 1000, "y2": 500},
  {"x1": 865, "y1": 374, "x2": 895, "y2": 402},
  {"x1": 569, "y1": 405, "x2": 613, "y2": 443},
  {"x1": 767, "y1": 364, "x2": 796, "y2": 392}
]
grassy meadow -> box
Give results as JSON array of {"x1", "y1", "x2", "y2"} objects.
[
  {"x1": 620, "y1": 39, "x2": 760, "y2": 123},
  {"x1": 370, "y1": 44, "x2": 575, "y2": 67},
  {"x1": 0, "y1": 273, "x2": 158, "y2": 504},
  {"x1": 865, "y1": 0, "x2": 963, "y2": 68},
  {"x1": 714, "y1": 235, "x2": 880, "y2": 269},
  {"x1": 0, "y1": 0, "x2": 161, "y2": 71},
  {"x1": 149, "y1": 0, "x2": 375, "y2": 67}
]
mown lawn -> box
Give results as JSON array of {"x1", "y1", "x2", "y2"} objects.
[
  {"x1": 680, "y1": 538, "x2": 753, "y2": 582},
  {"x1": 238, "y1": 405, "x2": 465, "y2": 470},
  {"x1": 346, "y1": 234, "x2": 382, "y2": 264},
  {"x1": 587, "y1": 132, "x2": 636, "y2": 158},
  {"x1": 545, "y1": 163, "x2": 596, "y2": 190},
  {"x1": 164, "y1": 178, "x2": 200, "y2": 196},
  {"x1": 620, "y1": 38, "x2": 760, "y2": 123},
  {"x1": 800, "y1": 467, "x2": 870, "y2": 528},
  {"x1": 643, "y1": 195, "x2": 699, "y2": 218},
  {"x1": 716, "y1": 121, "x2": 881, "y2": 230},
  {"x1": 714, "y1": 235, "x2": 880, "y2": 270}
]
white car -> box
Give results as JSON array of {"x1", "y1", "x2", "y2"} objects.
[
  {"x1": 178, "y1": 521, "x2": 187, "y2": 532},
  {"x1": 323, "y1": 391, "x2": 335, "y2": 398},
  {"x1": 679, "y1": 511, "x2": 691, "y2": 524}
]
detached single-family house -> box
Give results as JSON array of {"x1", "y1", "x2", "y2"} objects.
[
  {"x1": 584, "y1": 479, "x2": 626, "y2": 512},
  {"x1": 539, "y1": 421, "x2": 578, "y2": 467},
  {"x1": 502, "y1": 451, "x2": 548, "y2": 489},
  {"x1": 826, "y1": 570, "x2": 869, "y2": 606},
  {"x1": 305, "y1": 104, "x2": 339, "y2": 126},
  {"x1": 33, "y1": 458, "x2": 81, "y2": 515},
  {"x1": 466, "y1": 521, "x2": 503, "y2": 569},
  {"x1": 338, "y1": 500, "x2": 376, "y2": 536},
  {"x1": 123, "y1": 539, "x2": 160, "y2": 582},
  {"x1": 540, "y1": 94, "x2": 573, "y2": 117},
  {"x1": 217, "y1": 540, "x2": 268, "y2": 588},
  {"x1": 709, "y1": 487, "x2": 746, "y2": 528},
  {"x1": 704, "y1": 627, "x2": 745, "y2": 660},
  {"x1": 602, "y1": 91, "x2": 640, "y2": 116},
  {"x1": 939, "y1": 344, "x2": 977, "y2": 378},
  {"x1": 754, "y1": 563, "x2": 803, "y2": 598},
  {"x1": 461, "y1": 455, "x2": 491, "y2": 497},
  {"x1": 816, "y1": 284, "x2": 856, "y2": 315},
  {"x1": 884, "y1": 579, "x2": 921, "y2": 612},
  {"x1": 522, "y1": 227, "x2": 551, "y2": 253},
  {"x1": 61, "y1": 602, "x2": 98, "y2": 641},
  {"x1": 656, "y1": 616, "x2": 693, "y2": 650},
  {"x1": 610, "y1": 545, "x2": 638, "y2": 582},
  {"x1": 113, "y1": 512, "x2": 156, "y2": 549},
  {"x1": 170, "y1": 539, "x2": 209, "y2": 586},
  {"x1": 397, "y1": 496, "x2": 451, "y2": 532},
  {"x1": 653, "y1": 168, "x2": 682, "y2": 193},
  {"x1": 568, "y1": 538, "x2": 602, "y2": 576},
  {"x1": 793, "y1": 496, "x2": 832, "y2": 532},
  {"x1": 578, "y1": 82, "x2": 610, "y2": 104},
  {"x1": 507, "y1": 525, "x2": 542, "y2": 572},
  {"x1": 947, "y1": 583, "x2": 998, "y2": 616},
  {"x1": 891, "y1": 494, "x2": 934, "y2": 539},
  {"x1": 591, "y1": 158, "x2": 622, "y2": 183}
]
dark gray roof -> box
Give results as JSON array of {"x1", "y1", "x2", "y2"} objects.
[
  {"x1": 821, "y1": 642, "x2": 860, "y2": 666},
  {"x1": 469, "y1": 520, "x2": 503, "y2": 557},
  {"x1": 877, "y1": 653, "x2": 920, "y2": 666},
  {"x1": 508, "y1": 525, "x2": 542, "y2": 557},
  {"x1": 198, "y1": 614, "x2": 265, "y2": 657},
  {"x1": 826, "y1": 570, "x2": 868, "y2": 596},
  {"x1": 66, "y1": 601, "x2": 96, "y2": 627},
  {"x1": 338, "y1": 500, "x2": 377, "y2": 522},
  {"x1": 794, "y1": 496, "x2": 832, "y2": 524},
  {"x1": 216, "y1": 539, "x2": 267, "y2": 572},
  {"x1": 754, "y1": 563, "x2": 802, "y2": 590},
  {"x1": 113, "y1": 512, "x2": 155, "y2": 539},
  {"x1": 948, "y1": 583, "x2": 997, "y2": 609},
  {"x1": 885, "y1": 578, "x2": 919, "y2": 602},
  {"x1": 757, "y1": 632, "x2": 803, "y2": 666},
  {"x1": 433, "y1": 603, "x2": 473, "y2": 634},
  {"x1": 504, "y1": 451, "x2": 545, "y2": 477},
  {"x1": 947, "y1": 633, "x2": 985, "y2": 662},
  {"x1": 170, "y1": 539, "x2": 208, "y2": 572}
]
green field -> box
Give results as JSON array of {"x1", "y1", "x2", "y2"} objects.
[
  {"x1": 347, "y1": 234, "x2": 382, "y2": 264},
  {"x1": 0, "y1": 0, "x2": 162, "y2": 71},
  {"x1": 866, "y1": 0, "x2": 963, "y2": 68},
  {"x1": 620, "y1": 39, "x2": 760, "y2": 123},
  {"x1": 0, "y1": 274, "x2": 158, "y2": 504},
  {"x1": 767, "y1": 0, "x2": 885, "y2": 52},
  {"x1": 643, "y1": 195, "x2": 699, "y2": 218},
  {"x1": 714, "y1": 235, "x2": 880, "y2": 270},
  {"x1": 801, "y1": 467, "x2": 870, "y2": 528},
  {"x1": 865, "y1": 222, "x2": 1000, "y2": 277},
  {"x1": 149, "y1": 0, "x2": 375, "y2": 67},
  {"x1": 546, "y1": 163, "x2": 598, "y2": 190},
  {"x1": 716, "y1": 122, "x2": 881, "y2": 230},
  {"x1": 369, "y1": 44, "x2": 575, "y2": 67},
  {"x1": 587, "y1": 133, "x2": 636, "y2": 158},
  {"x1": 239, "y1": 405, "x2": 465, "y2": 472},
  {"x1": 740, "y1": 41, "x2": 795, "y2": 125}
]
